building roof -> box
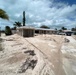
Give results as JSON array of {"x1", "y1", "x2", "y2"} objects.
[
  {"x1": 35, "y1": 28, "x2": 57, "y2": 31},
  {"x1": 17, "y1": 26, "x2": 35, "y2": 30},
  {"x1": 17, "y1": 26, "x2": 57, "y2": 31},
  {"x1": 63, "y1": 30, "x2": 73, "y2": 32}
]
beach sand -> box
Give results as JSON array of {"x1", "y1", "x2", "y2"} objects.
[{"x1": 0, "y1": 34, "x2": 76, "y2": 75}]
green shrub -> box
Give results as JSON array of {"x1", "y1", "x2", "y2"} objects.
[{"x1": 5, "y1": 26, "x2": 12, "y2": 36}]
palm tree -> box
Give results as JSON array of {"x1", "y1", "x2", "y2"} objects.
[
  {"x1": 0, "y1": 9, "x2": 9, "y2": 20},
  {"x1": 13, "y1": 21, "x2": 22, "y2": 27},
  {"x1": 0, "y1": 9, "x2": 9, "y2": 36}
]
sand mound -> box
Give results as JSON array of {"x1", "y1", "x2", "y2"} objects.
[{"x1": 0, "y1": 34, "x2": 76, "y2": 75}]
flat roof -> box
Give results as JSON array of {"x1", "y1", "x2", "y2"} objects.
[
  {"x1": 17, "y1": 26, "x2": 57, "y2": 31},
  {"x1": 17, "y1": 26, "x2": 35, "y2": 30},
  {"x1": 63, "y1": 30, "x2": 73, "y2": 32},
  {"x1": 35, "y1": 28, "x2": 57, "y2": 31}
]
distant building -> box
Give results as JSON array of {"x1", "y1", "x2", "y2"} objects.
[
  {"x1": 11, "y1": 30, "x2": 16, "y2": 34},
  {"x1": 17, "y1": 27, "x2": 57, "y2": 37},
  {"x1": 35, "y1": 28, "x2": 57, "y2": 34},
  {"x1": 63, "y1": 30, "x2": 74, "y2": 36}
]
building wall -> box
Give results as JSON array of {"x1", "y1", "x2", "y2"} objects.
[
  {"x1": 17, "y1": 28, "x2": 35, "y2": 37},
  {"x1": 12, "y1": 30, "x2": 17, "y2": 34},
  {"x1": 35, "y1": 30, "x2": 57, "y2": 34},
  {"x1": 17, "y1": 29, "x2": 23, "y2": 36},
  {"x1": 17, "y1": 27, "x2": 57, "y2": 37},
  {"x1": 24, "y1": 29, "x2": 34, "y2": 37}
]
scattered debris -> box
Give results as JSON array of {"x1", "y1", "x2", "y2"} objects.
[
  {"x1": 24, "y1": 50, "x2": 36, "y2": 56},
  {"x1": 18, "y1": 57, "x2": 37, "y2": 73},
  {"x1": 0, "y1": 38, "x2": 3, "y2": 51},
  {"x1": 64, "y1": 38, "x2": 70, "y2": 43},
  {"x1": 5, "y1": 38, "x2": 15, "y2": 41},
  {"x1": 12, "y1": 43, "x2": 23, "y2": 46},
  {"x1": 0, "y1": 38, "x2": 3, "y2": 42},
  {"x1": 22, "y1": 47, "x2": 27, "y2": 50},
  {"x1": 18, "y1": 50, "x2": 37, "y2": 73},
  {"x1": 0, "y1": 45, "x2": 3, "y2": 51}
]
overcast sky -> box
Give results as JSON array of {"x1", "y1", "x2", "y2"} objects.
[{"x1": 0, "y1": 0, "x2": 76, "y2": 29}]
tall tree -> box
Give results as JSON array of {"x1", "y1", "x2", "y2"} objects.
[
  {"x1": 71, "y1": 27, "x2": 76, "y2": 31},
  {"x1": 5, "y1": 26, "x2": 12, "y2": 36},
  {"x1": 0, "y1": 9, "x2": 9, "y2": 36},
  {"x1": 61, "y1": 27, "x2": 67, "y2": 30},
  {"x1": 0, "y1": 9, "x2": 9, "y2": 20},
  {"x1": 23, "y1": 11, "x2": 26, "y2": 26},
  {"x1": 13, "y1": 21, "x2": 22, "y2": 27},
  {"x1": 40, "y1": 25, "x2": 50, "y2": 29}
]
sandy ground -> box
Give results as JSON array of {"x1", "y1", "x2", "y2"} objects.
[
  {"x1": 61, "y1": 36, "x2": 76, "y2": 75},
  {"x1": 72, "y1": 35, "x2": 76, "y2": 40},
  {"x1": 0, "y1": 34, "x2": 76, "y2": 75}
]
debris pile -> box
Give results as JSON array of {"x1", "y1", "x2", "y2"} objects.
[{"x1": 18, "y1": 50, "x2": 37, "y2": 73}]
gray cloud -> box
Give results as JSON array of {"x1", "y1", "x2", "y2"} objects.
[{"x1": 0, "y1": 0, "x2": 76, "y2": 29}]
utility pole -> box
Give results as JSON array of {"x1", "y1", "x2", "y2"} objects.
[{"x1": 23, "y1": 11, "x2": 26, "y2": 26}]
